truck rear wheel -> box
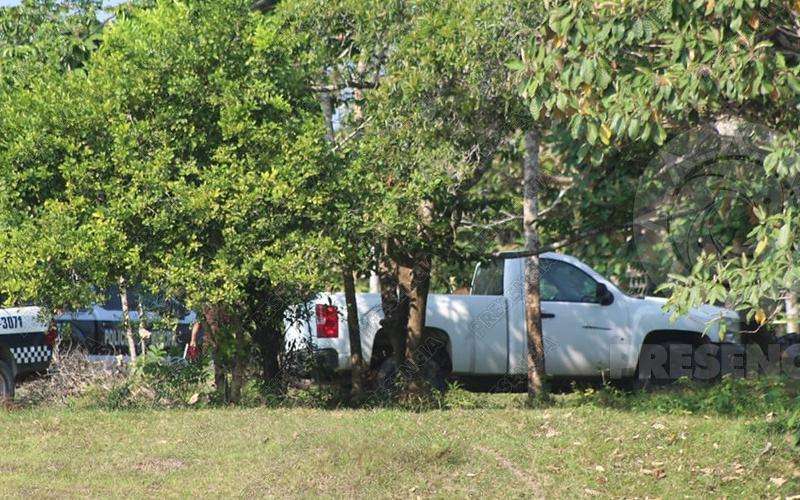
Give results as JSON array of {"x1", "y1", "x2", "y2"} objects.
[
  {"x1": 0, "y1": 359, "x2": 14, "y2": 407},
  {"x1": 376, "y1": 357, "x2": 447, "y2": 394}
]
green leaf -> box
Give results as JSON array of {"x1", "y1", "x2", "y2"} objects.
[
  {"x1": 787, "y1": 73, "x2": 800, "y2": 94},
  {"x1": 530, "y1": 99, "x2": 543, "y2": 121},
  {"x1": 580, "y1": 58, "x2": 595, "y2": 84},
  {"x1": 777, "y1": 223, "x2": 791, "y2": 248},
  {"x1": 506, "y1": 60, "x2": 525, "y2": 72},
  {"x1": 627, "y1": 118, "x2": 641, "y2": 139},
  {"x1": 586, "y1": 121, "x2": 598, "y2": 145},
  {"x1": 556, "y1": 92, "x2": 568, "y2": 111},
  {"x1": 596, "y1": 64, "x2": 612, "y2": 89}
]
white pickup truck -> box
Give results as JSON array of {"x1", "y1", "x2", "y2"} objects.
[{"x1": 286, "y1": 252, "x2": 741, "y2": 386}]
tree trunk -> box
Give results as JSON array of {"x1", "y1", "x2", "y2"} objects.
[
  {"x1": 402, "y1": 251, "x2": 432, "y2": 393},
  {"x1": 522, "y1": 129, "x2": 546, "y2": 400},
  {"x1": 118, "y1": 275, "x2": 137, "y2": 362},
  {"x1": 253, "y1": 319, "x2": 283, "y2": 391},
  {"x1": 137, "y1": 302, "x2": 147, "y2": 354},
  {"x1": 319, "y1": 91, "x2": 336, "y2": 143},
  {"x1": 229, "y1": 322, "x2": 248, "y2": 405},
  {"x1": 378, "y1": 240, "x2": 407, "y2": 366},
  {"x1": 342, "y1": 266, "x2": 366, "y2": 394},
  {"x1": 203, "y1": 304, "x2": 228, "y2": 401},
  {"x1": 786, "y1": 291, "x2": 799, "y2": 334}
]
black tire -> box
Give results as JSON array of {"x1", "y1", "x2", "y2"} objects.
[
  {"x1": 375, "y1": 356, "x2": 448, "y2": 394},
  {"x1": 779, "y1": 334, "x2": 800, "y2": 369},
  {"x1": 376, "y1": 357, "x2": 399, "y2": 394},
  {"x1": 421, "y1": 358, "x2": 447, "y2": 392},
  {"x1": 0, "y1": 359, "x2": 14, "y2": 406},
  {"x1": 634, "y1": 342, "x2": 695, "y2": 390}
]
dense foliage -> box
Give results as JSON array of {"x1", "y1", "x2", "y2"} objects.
[{"x1": 0, "y1": 0, "x2": 797, "y2": 403}]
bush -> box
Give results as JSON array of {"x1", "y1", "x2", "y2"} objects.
[
  {"x1": 46, "y1": 346, "x2": 215, "y2": 410},
  {"x1": 126, "y1": 345, "x2": 215, "y2": 408},
  {"x1": 15, "y1": 349, "x2": 128, "y2": 407}
]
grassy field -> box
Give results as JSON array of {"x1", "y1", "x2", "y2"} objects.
[{"x1": 1, "y1": 394, "x2": 798, "y2": 499}]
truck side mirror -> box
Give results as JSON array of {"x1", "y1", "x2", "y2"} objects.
[{"x1": 596, "y1": 283, "x2": 614, "y2": 306}]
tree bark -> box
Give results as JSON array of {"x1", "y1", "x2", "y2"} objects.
[
  {"x1": 396, "y1": 259, "x2": 414, "y2": 363},
  {"x1": 402, "y1": 251, "x2": 432, "y2": 393},
  {"x1": 118, "y1": 275, "x2": 137, "y2": 362},
  {"x1": 203, "y1": 304, "x2": 228, "y2": 401},
  {"x1": 342, "y1": 266, "x2": 366, "y2": 394},
  {"x1": 523, "y1": 129, "x2": 546, "y2": 400},
  {"x1": 378, "y1": 240, "x2": 407, "y2": 366},
  {"x1": 319, "y1": 91, "x2": 336, "y2": 143},
  {"x1": 229, "y1": 320, "x2": 247, "y2": 405},
  {"x1": 137, "y1": 302, "x2": 147, "y2": 354},
  {"x1": 253, "y1": 319, "x2": 283, "y2": 390}
]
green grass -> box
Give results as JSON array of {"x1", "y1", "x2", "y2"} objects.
[{"x1": 1, "y1": 395, "x2": 798, "y2": 498}]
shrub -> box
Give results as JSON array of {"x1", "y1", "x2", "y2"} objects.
[{"x1": 15, "y1": 349, "x2": 127, "y2": 407}]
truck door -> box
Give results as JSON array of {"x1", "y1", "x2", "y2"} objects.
[{"x1": 538, "y1": 258, "x2": 628, "y2": 376}]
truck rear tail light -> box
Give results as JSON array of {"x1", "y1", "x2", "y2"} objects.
[
  {"x1": 44, "y1": 323, "x2": 58, "y2": 347},
  {"x1": 315, "y1": 304, "x2": 339, "y2": 338}
]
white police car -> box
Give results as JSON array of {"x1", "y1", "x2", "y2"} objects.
[
  {"x1": 0, "y1": 306, "x2": 55, "y2": 402},
  {"x1": 54, "y1": 288, "x2": 195, "y2": 355}
]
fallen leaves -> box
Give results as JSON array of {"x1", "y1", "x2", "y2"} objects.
[
  {"x1": 770, "y1": 476, "x2": 787, "y2": 488},
  {"x1": 640, "y1": 467, "x2": 667, "y2": 480},
  {"x1": 544, "y1": 428, "x2": 561, "y2": 438}
]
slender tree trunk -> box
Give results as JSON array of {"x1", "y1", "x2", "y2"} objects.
[
  {"x1": 379, "y1": 240, "x2": 407, "y2": 366},
  {"x1": 402, "y1": 251, "x2": 432, "y2": 393},
  {"x1": 320, "y1": 91, "x2": 336, "y2": 143},
  {"x1": 203, "y1": 304, "x2": 228, "y2": 401},
  {"x1": 343, "y1": 266, "x2": 366, "y2": 394},
  {"x1": 118, "y1": 275, "x2": 137, "y2": 362},
  {"x1": 318, "y1": 88, "x2": 368, "y2": 394},
  {"x1": 523, "y1": 129, "x2": 546, "y2": 400},
  {"x1": 137, "y1": 302, "x2": 147, "y2": 354},
  {"x1": 229, "y1": 322, "x2": 247, "y2": 405},
  {"x1": 396, "y1": 260, "x2": 414, "y2": 364},
  {"x1": 786, "y1": 291, "x2": 799, "y2": 334},
  {"x1": 253, "y1": 318, "x2": 283, "y2": 391}
]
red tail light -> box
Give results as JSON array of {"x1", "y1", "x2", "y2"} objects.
[
  {"x1": 315, "y1": 304, "x2": 339, "y2": 338},
  {"x1": 44, "y1": 323, "x2": 58, "y2": 347}
]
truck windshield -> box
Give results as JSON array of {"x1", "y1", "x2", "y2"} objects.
[{"x1": 472, "y1": 260, "x2": 504, "y2": 295}]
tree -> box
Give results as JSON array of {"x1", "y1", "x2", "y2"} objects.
[
  {"x1": 522, "y1": 129, "x2": 546, "y2": 397},
  {"x1": 0, "y1": 0, "x2": 103, "y2": 79},
  {"x1": 515, "y1": 0, "x2": 800, "y2": 383},
  {"x1": 278, "y1": 0, "x2": 539, "y2": 396},
  {"x1": 0, "y1": 0, "x2": 334, "y2": 402}
]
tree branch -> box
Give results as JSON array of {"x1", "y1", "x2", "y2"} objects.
[
  {"x1": 311, "y1": 80, "x2": 379, "y2": 93},
  {"x1": 492, "y1": 221, "x2": 634, "y2": 259},
  {"x1": 332, "y1": 116, "x2": 373, "y2": 152},
  {"x1": 538, "y1": 184, "x2": 572, "y2": 218}
]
